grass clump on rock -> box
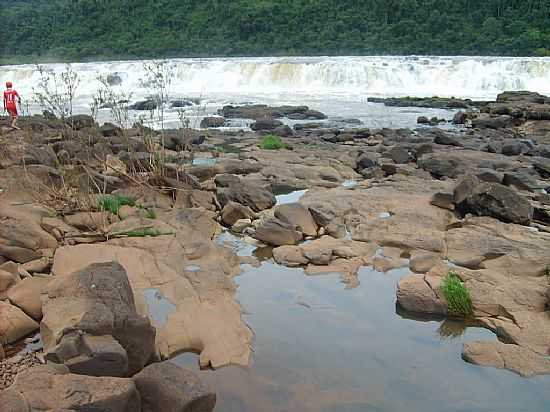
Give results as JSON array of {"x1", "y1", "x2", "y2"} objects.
[
  {"x1": 99, "y1": 194, "x2": 135, "y2": 215},
  {"x1": 259, "y1": 135, "x2": 288, "y2": 150},
  {"x1": 441, "y1": 270, "x2": 473, "y2": 317}
]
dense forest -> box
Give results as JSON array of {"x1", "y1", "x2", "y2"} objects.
[{"x1": 1, "y1": 0, "x2": 550, "y2": 63}]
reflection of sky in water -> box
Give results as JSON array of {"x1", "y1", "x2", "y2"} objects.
[
  {"x1": 143, "y1": 288, "x2": 177, "y2": 326},
  {"x1": 276, "y1": 189, "x2": 308, "y2": 205},
  {"x1": 174, "y1": 262, "x2": 550, "y2": 412}
]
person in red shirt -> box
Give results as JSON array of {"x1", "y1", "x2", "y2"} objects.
[{"x1": 3, "y1": 81, "x2": 21, "y2": 130}]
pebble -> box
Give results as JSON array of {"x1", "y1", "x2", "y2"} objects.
[{"x1": 0, "y1": 352, "x2": 44, "y2": 390}]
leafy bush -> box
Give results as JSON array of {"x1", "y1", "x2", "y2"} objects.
[
  {"x1": 441, "y1": 271, "x2": 473, "y2": 317},
  {"x1": 259, "y1": 135, "x2": 287, "y2": 150},
  {"x1": 98, "y1": 194, "x2": 135, "y2": 215}
]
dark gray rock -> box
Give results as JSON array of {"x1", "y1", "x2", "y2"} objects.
[
  {"x1": 250, "y1": 119, "x2": 284, "y2": 131},
  {"x1": 389, "y1": 146, "x2": 410, "y2": 164},
  {"x1": 463, "y1": 182, "x2": 534, "y2": 225},
  {"x1": 41, "y1": 262, "x2": 156, "y2": 377},
  {"x1": 200, "y1": 117, "x2": 225, "y2": 128},
  {"x1": 129, "y1": 100, "x2": 158, "y2": 111}
]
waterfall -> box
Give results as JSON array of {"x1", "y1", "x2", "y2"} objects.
[{"x1": 1, "y1": 56, "x2": 549, "y2": 106}]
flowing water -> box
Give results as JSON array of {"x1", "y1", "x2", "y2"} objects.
[{"x1": 2, "y1": 56, "x2": 550, "y2": 128}]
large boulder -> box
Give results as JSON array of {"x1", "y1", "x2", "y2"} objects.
[
  {"x1": 1, "y1": 364, "x2": 141, "y2": 412},
  {"x1": 217, "y1": 181, "x2": 276, "y2": 212},
  {"x1": 254, "y1": 218, "x2": 303, "y2": 246},
  {"x1": 462, "y1": 182, "x2": 533, "y2": 225},
  {"x1": 133, "y1": 362, "x2": 216, "y2": 412},
  {"x1": 41, "y1": 261, "x2": 156, "y2": 377},
  {"x1": 0, "y1": 301, "x2": 39, "y2": 344},
  {"x1": 67, "y1": 114, "x2": 95, "y2": 130},
  {"x1": 274, "y1": 203, "x2": 318, "y2": 236}
]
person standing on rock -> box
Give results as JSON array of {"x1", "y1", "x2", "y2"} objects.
[{"x1": 3, "y1": 81, "x2": 21, "y2": 130}]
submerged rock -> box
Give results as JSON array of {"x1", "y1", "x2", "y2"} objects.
[{"x1": 462, "y1": 341, "x2": 550, "y2": 378}]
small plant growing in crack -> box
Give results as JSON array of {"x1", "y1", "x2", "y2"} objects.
[{"x1": 441, "y1": 270, "x2": 473, "y2": 317}]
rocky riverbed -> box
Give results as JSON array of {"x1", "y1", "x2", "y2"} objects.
[{"x1": 0, "y1": 91, "x2": 549, "y2": 411}]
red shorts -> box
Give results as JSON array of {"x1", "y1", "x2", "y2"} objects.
[{"x1": 6, "y1": 104, "x2": 17, "y2": 118}]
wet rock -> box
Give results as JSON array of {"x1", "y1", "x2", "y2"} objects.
[
  {"x1": 462, "y1": 341, "x2": 550, "y2": 378},
  {"x1": 369, "y1": 96, "x2": 470, "y2": 109},
  {"x1": 7, "y1": 277, "x2": 50, "y2": 320},
  {"x1": 396, "y1": 274, "x2": 446, "y2": 315},
  {"x1": 133, "y1": 362, "x2": 216, "y2": 412},
  {"x1": 274, "y1": 203, "x2": 318, "y2": 236},
  {"x1": 417, "y1": 116, "x2": 430, "y2": 124},
  {"x1": 221, "y1": 201, "x2": 257, "y2": 226},
  {"x1": 2, "y1": 364, "x2": 141, "y2": 412},
  {"x1": 254, "y1": 218, "x2": 303, "y2": 246},
  {"x1": 0, "y1": 301, "x2": 39, "y2": 344},
  {"x1": 250, "y1": 118, "x2": 284, "y2": 131},
  {"x1": 129, "y1": 99, "x2": 158, "y2": 111},
  {"x1": 200, "y1": 117, "x2": 225, "y2": 128},
  {"x1": 41, "y1": 261, "x2": 156, "y2": 376}
]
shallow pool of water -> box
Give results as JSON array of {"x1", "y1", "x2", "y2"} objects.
[{"x1": 174, "y1": 262, "x2": 550, "y2": 412}]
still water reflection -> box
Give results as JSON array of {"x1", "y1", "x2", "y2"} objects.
[{"x1": 174, "y1": 262, "x2": 550, "y2": 412}]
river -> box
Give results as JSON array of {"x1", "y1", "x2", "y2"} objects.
[{"x1": 2, "y1": 55, "x2": 550, "y2": 129}]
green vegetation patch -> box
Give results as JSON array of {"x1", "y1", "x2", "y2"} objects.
[
  {"x1": 441, "y1": 270, "x2": 473, "y2": 318},
  {"x1": 259, "y1": 135, "x2": 288, "y2": 150},
  {"x1": 98, "y1": 194, "x2": 136, "y2": 215}
]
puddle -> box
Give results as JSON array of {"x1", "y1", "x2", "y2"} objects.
[
  {"x1": 192, "y1": 157, "x2": 218, "y2": 166},
  {"x1": 143, "y1": 288, "x2": 177, "y2": 326},
  {"x1": 342, "y1": 180, "x2": 358, "y2": 188},
  {"x1": 275, "y1": 189, "x2": 308, "y2": 205},
  {"x1": 173, "y1": 243, "x2": 550, "y2": 412}
]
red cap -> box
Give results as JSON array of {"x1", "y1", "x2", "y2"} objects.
[{"x1": 6, "y1": 81, "x2": 12, "y2": 88}]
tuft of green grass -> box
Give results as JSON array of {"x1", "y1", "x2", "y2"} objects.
[
  {"x1": 259, "y1": 135, "x2": 288, "y2": 150},
  {"x1": 545, "y1": 265, "x2": 550, "y2": 284},
  {"x1": 99, "y1": 195, "x2": 135, "y2": 215},
  {"x1": 145, "y1": 209, "x2": 157, "y2": 219},
  {"x1": 441, "y1": 270, "x2": 473, "y2": 317}
]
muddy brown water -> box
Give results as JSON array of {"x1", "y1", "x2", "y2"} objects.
[{"x1": 173, "y1": 254, "x2": 550, "y2": 412}]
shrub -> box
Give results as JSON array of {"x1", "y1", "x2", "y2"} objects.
[
  {"x1": 441, "y1": 270, "x2": 473, "y2": 317},
  {"x1": 98, "y1": 194, "x2": 135, "y2": 215},
  {"x1": 145, "y1": 209, "x2": 157, "y2": 219},
  {"x1": 259, "y1": 135, "x2": 287, "y2": 150}
]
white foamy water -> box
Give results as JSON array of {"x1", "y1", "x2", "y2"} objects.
[{"x1": 2, "y1": 56, "x2": 550, "y2": 128}]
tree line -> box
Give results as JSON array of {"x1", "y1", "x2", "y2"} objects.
[{"x1": 1, "y1": 0, "x2": 550, "y2": 64}]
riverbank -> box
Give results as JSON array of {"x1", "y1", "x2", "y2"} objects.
[{"x1": 0, "y1": 90, "x2": 549, "y2": 410}]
